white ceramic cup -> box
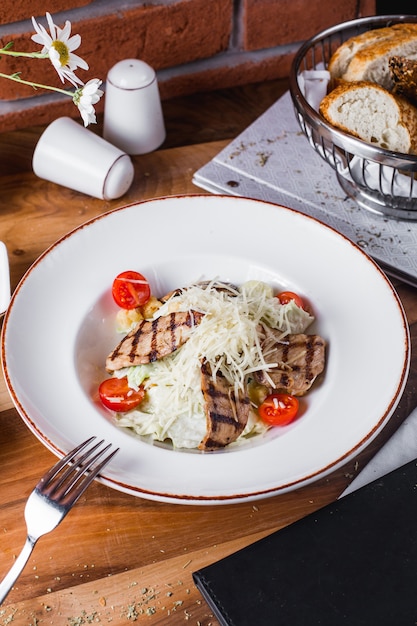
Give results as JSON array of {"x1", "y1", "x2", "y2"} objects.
[{"x1": 32, "y1": 117, "x2": 135, "y2": 200}]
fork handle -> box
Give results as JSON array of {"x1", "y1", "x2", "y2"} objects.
[{"x1": 0, "y1": 536, "x2": 36, "y2": 604}]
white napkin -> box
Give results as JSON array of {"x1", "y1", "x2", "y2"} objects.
[
  {"x1": 298, "y1": 69, "x2": 330, "y2": 111},
  {"x1": 341, "y1": 405, "x2": 417, "y2": 497},
  {"x1": 300, "y1": 70, "x2": 417, "y2": 199},
  {"x1": 340, "y1": 156, "x2": 417, "y2": 199}
]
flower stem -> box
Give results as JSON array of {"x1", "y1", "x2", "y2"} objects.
[
  {"x1": 0, "y1": 71, "x2": 73, "y2": 97},
  {"x1": 0, "y1": 49, "x2": 47, "y2": 59}
]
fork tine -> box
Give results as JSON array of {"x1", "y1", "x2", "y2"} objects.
[
  {"x1": 58, "y1": 446, "x2": 119, "y2": 507},
  {"x1": 50, "y1": 443, "x2": 114, "y2": 499},
  {"x1": 37, "y1": 437, "x2": 118, "y2": 506},
  {"x1": 37, "y1": 436, "x2": 96, "y2": 488},
  {"x1": 42, "y1": 438, "x2": 107, "y2": 497}
]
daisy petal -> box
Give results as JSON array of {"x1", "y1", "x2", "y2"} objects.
[
  {"x1": 66, "y1": 34, "x2": 82, "y2": 52},
  {"x1": 31, "y1": 17, "x2": 52, "y2": 49},
  {"x1": 46, "y1": 12, "x2": 57, "y2": 41},
  {"x1": 31, "y1": 12, "x2": 88, "y2": 85},
  {"x1": 67, "y1": 52, "x2": 89, "y2": 72},
  {"x1": 58, "y1": 21, "x2": 72, "y2": 42},
  {"x1": 74, "y1": 79, "x2": 103, "y2": 126}
]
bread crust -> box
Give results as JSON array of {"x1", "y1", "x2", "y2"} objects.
[
  {"x1": 329, "y1": 23, "x2": 417, "y2": 90},
  {"x1": 390, "y1": 55, "x2": 417, "y2": 104},
  {"x1": 319, "y1": 80, "x2": 417, "y2": 153},
  {"x1": 328, "y1": 26, "x2": 405, "y2": 78}
]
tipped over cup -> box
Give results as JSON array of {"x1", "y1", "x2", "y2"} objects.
[{"x1": 32, "y1": 117, "x2": 135, "y2": 200}]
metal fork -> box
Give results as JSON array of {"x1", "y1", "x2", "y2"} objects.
[{"x1": 0, "y1": 436, "x2": 118, "y2": 604}]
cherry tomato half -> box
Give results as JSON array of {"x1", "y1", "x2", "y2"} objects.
[
  {"x1": 258, "y1": 393, "x2": 299, "y2": 426},
  {"x1": 112, "y1": 271, "x2": 151, "y2": 309},
  {"x1": 276, "y1": 291, "x2": 305, "y2": 310},
  {"x1": 99, "y1": 377, "x2": 145, "y2": 412}
]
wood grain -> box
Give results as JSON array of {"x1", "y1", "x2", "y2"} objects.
[{"x1": 1, "y1": 77, "x2": 417, "y2": 624}]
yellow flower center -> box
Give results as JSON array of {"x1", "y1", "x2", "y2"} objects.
[{"x1": 51, "y1": 40, "x2": 70, "y2": 67}]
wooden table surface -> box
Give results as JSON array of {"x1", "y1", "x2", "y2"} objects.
[{"x1": 1, "y1": 79, "x2": 417, "y2": 625}]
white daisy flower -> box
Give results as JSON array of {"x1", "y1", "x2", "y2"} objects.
[
  {"x1": 73, "y1": 79, "x2": 104, "y2": 126},
  {"x1": 31, "y1": 12, "x2": 88, "y2": 87}
]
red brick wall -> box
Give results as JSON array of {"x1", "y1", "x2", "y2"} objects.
[
  {"x1": 0, "y1": 0, "x2": 375, "y2": 132},
  {"x1": 0, "y1": 0, "x2": 92, "y2": 24}
]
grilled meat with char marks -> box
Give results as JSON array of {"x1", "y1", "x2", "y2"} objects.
[
  {"x1": 106, "y1": 310, "x2": 205, "y2": 371},
  {"x1": 254, "y1": 325, "x2": 326, "y2": 396},
  {"x1": 199, "y1": 360, "x2": 250, "y2": 451}
]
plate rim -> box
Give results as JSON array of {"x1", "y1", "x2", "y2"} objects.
[{"x1": 1, "y1": 194, "x2": 411, "y2": 504}]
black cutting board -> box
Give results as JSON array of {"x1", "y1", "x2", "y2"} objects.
[{"x1": 193, "y1": 459, "x2": 417, "y2": 626}]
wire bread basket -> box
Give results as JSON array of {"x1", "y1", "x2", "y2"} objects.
[{"x1": 289, "y1": 15, "x2": 417, "y2": 220}]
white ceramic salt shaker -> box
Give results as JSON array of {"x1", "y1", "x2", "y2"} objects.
[{"x1": 103, "y1": 59, "x2": 166, "y2": 155}]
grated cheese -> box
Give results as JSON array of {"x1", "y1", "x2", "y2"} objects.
[{"x1": 115, "y1": 280, "x2": 314, "y2": 449}]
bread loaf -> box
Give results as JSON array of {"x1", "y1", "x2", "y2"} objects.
[
  {"x1": 328, "y1": 23, "x2": 417, "y2": 90},
  {"x1": 319, "y1": 81, "x2": 417, "y2": 153},
  {"x1": 390, "y1": 55, "x2": 417, "y2": 103}
]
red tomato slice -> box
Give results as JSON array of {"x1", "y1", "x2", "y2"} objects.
[
  {"x1": 258, "y1": 393, "x2": 299, "y2": 426},
  {"x1": 99, "y1": 377, "x2": 145, "y2": 412},
  {"x1": 276, "y1": 291, "x2": 305, "y2": 310},
  {"x1": 112, "y1": 271, "x2": 151, "y2": 309}
]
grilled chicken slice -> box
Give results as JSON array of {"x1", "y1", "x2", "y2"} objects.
[
  {"x1": 106, "y1": 310, "x2": 205, "y2": 371},
  {"x1": 199, "y1": 360, "x2": 250, "y2": 451},
  {"x1": 254, "y1": 325, "x2": 326, "y2": 396}
]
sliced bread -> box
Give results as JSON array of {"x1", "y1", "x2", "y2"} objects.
[
  {"x1": 328, "y1": 23, "x2": 417, "y2": 90},
  {"x1": 390, "y1": 55, "x2": 417, "y2": 103},
  {"x1": 319, "y1": 81, "x2": 417, "y2": 153}
]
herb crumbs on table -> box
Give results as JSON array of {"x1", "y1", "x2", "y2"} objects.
[
  {"x1": 1, "y1": 608, "x2": 17, "y2": 625},
  {"x1": 67, "y1": 611, "x2": 98, "y2": 625}
]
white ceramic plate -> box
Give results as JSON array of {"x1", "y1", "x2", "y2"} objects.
[{"x1": 1, "y1": 195, "x2": 410, "y2": 504}]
